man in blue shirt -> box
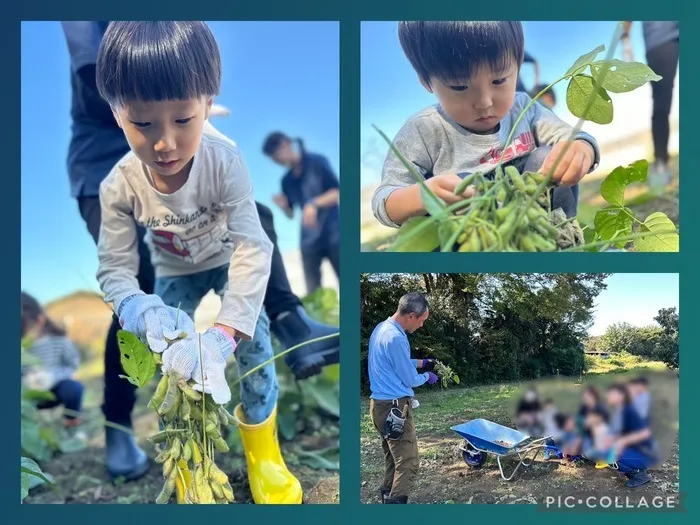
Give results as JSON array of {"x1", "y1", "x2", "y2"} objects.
[{"x1": 368, "y1": 292, "x2": 439, "y2": 504}]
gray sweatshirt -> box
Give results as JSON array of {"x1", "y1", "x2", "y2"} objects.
[
  {"x1": 372, "y1": 92, "x2": 600, "y2": 228},
  {"x1": 97, "y1": 123, "x2": 273, "y2": 340}
]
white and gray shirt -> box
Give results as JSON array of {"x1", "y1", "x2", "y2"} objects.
[
  {"x1": 372, "y1": 92, "x2": 600, "y2": 228},
  {"x1": 97, "y1": 123, "x2": 273, "y2": 340}
]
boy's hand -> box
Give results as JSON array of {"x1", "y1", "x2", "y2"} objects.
[
  {"x1": 540, "y1": 140, "x2": 595, "y2": 186},
  {"x1": 425, "y1": 173, "x2": 475, "y2": 204}
]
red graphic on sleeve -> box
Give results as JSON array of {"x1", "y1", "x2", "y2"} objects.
[{"x1": 479, "y1": 132, "x2": 535, "y2": 165}]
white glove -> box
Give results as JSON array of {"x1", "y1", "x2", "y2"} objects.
[
  {"x1": 190, "y1": 327, "x2": 237, "y2": 404},
  {"x1": 117, "y1": 293, "x2": 196, "y2": 353}
]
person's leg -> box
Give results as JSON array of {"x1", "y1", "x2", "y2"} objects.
[
  {"x1": 616, "y1": 446, "x2": 655, "y2": 487},
  {"x1": 255, "y1": 202, "x2": 301, "y2": 318},
  {"x1": 646, "y1": 40, "x2": 679, "y2": 167},
  {"x1": 77, "y1": 196, "x2": 151, "y2": 481},
  {"x1": 370, "y1": 399, "x2": 396, "y2": 501},
  {"x1": 326, "y1": 241, "x2": 340, "y2": 281},
  {"x1": 210, "y1": 265, "x2": 301, "y2": 504},
  {"x1": 51, "y1": 379, "x2": 84, "y2": 423},
  {"x1": 386, "y1": 402, "x2": 419, "y2": 503},
  {"x1": 255, "y1": 202, "x2": 340, "y2": 381},
  {"x1": 301, "y1": 247, "x2": 323, "y2": 297}
]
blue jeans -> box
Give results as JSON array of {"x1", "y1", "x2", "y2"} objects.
[
  {"x1": 155, "y1": 264, "x2": 278, "y2": 425},
  {"x1": 616, "y1": 444, "x2": 658, "y2": 473},
  {"x1": 36, "y1": 379, "x2": 84, "y2": 420}
]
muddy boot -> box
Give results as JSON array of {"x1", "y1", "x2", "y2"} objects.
[
  {"x1": 271, "y1": 306, "x2": 339, "y2": 380},
  {"x1": 384, "y1": 495, "x2": 408, "y2": 504},
  {"x1": 105, "y1": 423, "x2": 150, "y2": 482},
  {"x1": 625, "y1": 469, "x2": 651, "y2": 488}
]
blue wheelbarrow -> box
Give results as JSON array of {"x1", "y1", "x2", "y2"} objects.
[{"x1": 451, "y1": 418, "x2": 551, "y2": 481}]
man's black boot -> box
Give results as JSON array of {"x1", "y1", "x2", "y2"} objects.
[{"x1": 271, "y1": 306, "x2": 339, "y2": 380}]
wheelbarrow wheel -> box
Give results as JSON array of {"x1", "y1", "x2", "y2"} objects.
[{"x1": 462, "y1": 443, "x2": 486, "y2": 469}]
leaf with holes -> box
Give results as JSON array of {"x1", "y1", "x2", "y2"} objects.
[
  {"x1": 600, "y1": 160, "x2": 648, "y2": 207},
  {"x1": 567, "y1": 74, "x2": 613, "y2": 124},
  {"x1": 633, "y1": 213, "x2": 679, "y2": 252},
  {"x1": 591, "y1": 60, "x2": 662, "y2": 93},
  {"x1": 116, "y1": 330, "x2": 156, "y2": 388},
  {"x1": 595, "y1": 209, "x2": 634, "y2": 249},
  {"x1": 391, "y1": 216, "x2": 440, "y2": 252},
  {"x1": 566, "y1": 45, "x2": 605, "y2": 76}
]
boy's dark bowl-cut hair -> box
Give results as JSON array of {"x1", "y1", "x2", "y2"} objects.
[
  {"x1": 97, "y1": 21, "x2": 222, "y2": 106},
  {"x1": 398, "y1": 21, "x2": 524, "y2": 86}
]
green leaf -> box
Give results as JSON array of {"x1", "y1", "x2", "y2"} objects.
[
  {"x1": 277, "y1": 411, "x2": 298, "y2": 441},
  {"x1": 582, "y1": 227, "x2": 600, "y2": 252},
  {"x1": 116, "y1": 330, "x2": 156, "y2": 388},
  {"x1": 594, "y1": 208, "x2": 634, "y2": 249},
  {"x1": 453, "y1": 376, "x2": 460, "y2": 384},
  {"x1": 438, "y1": 219, "x2": 460, "y2": 247},
  {"x1": 591, "y1": 60, "x2": 662, "y2": 93},
  {"x1": 296, "y1": 447, "x2": 340, "y2": 471},
  {"x1": 566, "y1": 74, "x2": 613, "y2": 124},
  {"x1": 374, "y1": 124, "x2": 445, "y2": 218},
  {"x1": 118, "y1": 374, "x2": 142, "y2": 387},
  {"x1": 21, "y1": 417, "x2": 52, "y2": 462},
  {"x1": 600, "y1": 160, "x2": 648, "y2": 207},
  {"x1": 633, "y1": 212, "x2": 679, "y2": 252},
  {"x1": 299, "y1": 379, "x2": 340, "y2": 418},
  {"x1": 22, "y1": 389, "x2": 56, "y2": 403},
  {"x1": 565, "y1": 45, "x2": 605, "y2": 76},
  {"x1": 21, "y1": 457, "x2": 52, "y2": 501},
  {"x1": 391, "y1": 216, "x2": 440, "y2": 252}
]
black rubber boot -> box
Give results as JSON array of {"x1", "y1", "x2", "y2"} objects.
[
  {"x1": 625, "y1": 469, "x2": 651, "y2": 488},
  {"x1": 380, "y1": 488, "x2": 391, "y2": 503},
  {"x1": 105, "y1": 424, "x2": 150, "y2": 482},
  {"x1": 271, "y1": 306, "x2": 340, "y2": 380},
  {"x1": 384, "y1": 495, "x2": 409, "y2": 504}
]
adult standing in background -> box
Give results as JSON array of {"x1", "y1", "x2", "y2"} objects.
[
  {"x1": 367, "y1": 292, "x2": 439, "y2": 504},
  {"x1": 516, "y1": 51, "x2": 540, "y2": 93},
  {"x1": 621, "y1": 21, "x2": 679, "y2": 193},
  {"x1": 264, "y1": 132, "x2": 340, "y2": 296}
]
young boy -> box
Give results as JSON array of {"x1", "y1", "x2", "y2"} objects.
[
  {"x1": 95, "y1": 21, "x2": 300, "y2": 504},
  {"x1": 372, "y1": 21, "x2": 600, "y2": 230}
]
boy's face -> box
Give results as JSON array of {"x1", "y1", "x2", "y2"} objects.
[
  {"x1": 422, "y1": 62, "x2": 518, "y2": 135},
  {"x1": 113, "y1": 96, "x2": 213, "y2": 178},
  {"x1": 271, "y1": 141, "x2": 300, "y2": 168},
  {"x1": 540, "y1": 93, "x2": 555, "y2": 109}
]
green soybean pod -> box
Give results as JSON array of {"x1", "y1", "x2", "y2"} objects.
[{"x1": 453, "y1": 174, "x2": 475, "y2": 196}]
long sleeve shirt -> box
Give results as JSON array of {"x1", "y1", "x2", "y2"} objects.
[
  {"x1": 22, "y1": 335, "x2": 80, "y2": 389},
  {"x1": 368, "y1": 318, "x2": 429, "y2": 400},
  {"x1": 96, "y1": 123, "x2": 273, "y2": 340},
  {"x1": 372, "y1": 92, "x2": 600, "y2": 228}
]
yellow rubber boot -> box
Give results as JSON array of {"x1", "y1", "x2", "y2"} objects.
[
  {"x1": 175, "y1": 459, "x2": 193, "y2": 503},
  {"x1": 235, "y1": 404, "x2": 303, "y2": 504}
]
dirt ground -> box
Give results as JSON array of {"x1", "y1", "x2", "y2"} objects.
[
  {"x1": 24, "y1": 375, "x2": 339, "y2": 504},
  {"x1": 360, "y1": 369, "x2": 679, "y2": 505}
]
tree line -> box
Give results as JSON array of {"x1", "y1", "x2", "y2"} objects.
[{"x1": 360, "y1": 274, "x2": 678, "y2": 394}]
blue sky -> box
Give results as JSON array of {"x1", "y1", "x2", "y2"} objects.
[
  {"x1": 21, "y1": 21, "x2": 339, "y2": 304},
  {"x1": 588, "y1": 274, "x2": 679, "y2": 336},
  {"x1": 361, "y1": 21, "x2": 649, "y2": 187}
]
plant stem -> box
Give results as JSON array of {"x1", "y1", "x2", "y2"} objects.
[
  {"x1": 230, "y1": 333, "x2": 339, "y2": 388},
  {"x1": 560, "y1": 228, "x2": 679, "y2": 252},
  {"x1": 507, "y1": 24, "x2": 625, "y2": 241}
]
